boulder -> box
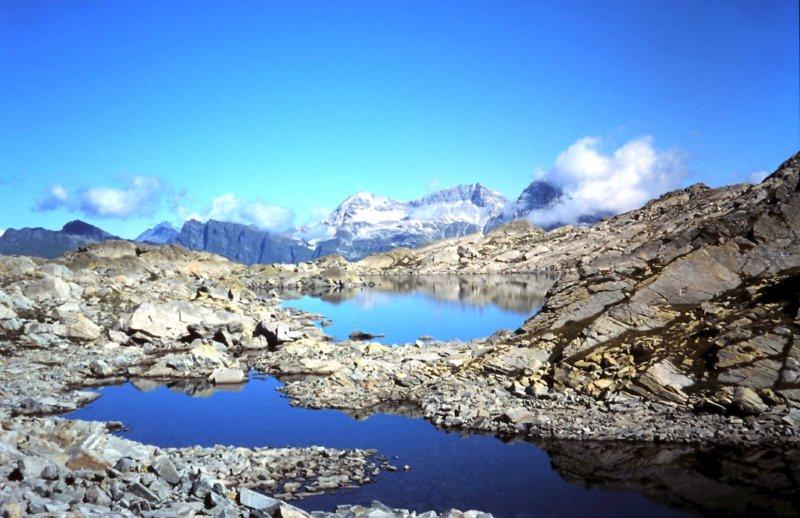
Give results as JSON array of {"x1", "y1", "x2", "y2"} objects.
[
  {"x1": 0, "y1": 303, "x2": 16, "y2": 320},
  {"x1": 634, "y1": 360, "x2": 693, "y2": 403},
  {"x1": 349, "y1": 330, "x2": 386, "y2": 341},
  {"x1": 124, "y1": 301, "x2": 237, "y2": 340},
  {"x1": 208, "y1": 368, "x2": 246, "y2": 384},
  {"x1": 255, "y1": 320, "x2": 301, "y2": 346},
  {"x1": 26, "y1": 276, "x2": 72, "y2": 304},
  {"x1": 718, "y1": 359, "x2": 782, "y2": 389},
  {"x1": 144, "y1": 343, "x2": 240, "y2": 378},
  {"x1": 62, "y1": 314, "x2": 102, "y2": 341},
  {"x1": 151, "y1": 455, "x2": 181, "y2": 485},
  {"x1": 731, "y1": 387, "x2": 768, "y2": 415},
  {"x1": 239, "y1": 488, "x2": 280, "y2": 512}
]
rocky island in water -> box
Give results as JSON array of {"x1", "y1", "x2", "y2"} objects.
[{"x1": 0, "y1": 152, "x2": 797, "y2": 517}]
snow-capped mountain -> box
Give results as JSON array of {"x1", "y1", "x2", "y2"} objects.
[
  {"x1": 0, "y1": 181, "x2": 605, "y2": 264},
  {"x1": 135, "y1": 221, "x2": 179, "y2": 244},
  {"x1": 484, "y1": 180, "x2": 562, "y2": 232},
  {"x1": 300, "y1": 184, "x2": 508, "y2": 259},
  {"x1": 484, "y1": 179, "x2": 611, "y2": 231}
]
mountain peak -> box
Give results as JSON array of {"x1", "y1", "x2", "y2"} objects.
[
  {"x1": 515, "y1": 180, "x2": 562, "y2": 211},
  {"x1": 135, "y1": 221, "x2": 179, "y2": 244},
  {"x1": 61, "y1": 220, "x2": 116, "y2": 240},
  {"x1": 410, "y1": 183, "x2": 507, "y2": 209}
]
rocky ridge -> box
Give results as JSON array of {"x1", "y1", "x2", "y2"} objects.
[{"x1": 252, "y1": 153, "x2": 800, "y2": 442}]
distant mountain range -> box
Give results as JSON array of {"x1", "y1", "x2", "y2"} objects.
[
  {"x1": 135, "y1": 221, "x2": 179, "y2": 244},
  {"x1": 300, "y1": 183, "x2": 508, "y2": 259},
  {"x1": 0, "y1": 220, "x2": 120, "y2": 259},
  {"x1": 0, "y1": 180, "x2": 603, "y2": 263}
]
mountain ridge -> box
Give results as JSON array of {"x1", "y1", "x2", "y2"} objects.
[{"x1": 1, "y1": 179, "x2": 613, "y2": 262}]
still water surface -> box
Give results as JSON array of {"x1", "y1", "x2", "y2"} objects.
[
  {"x1": 66, "y1": 375, "x2": 688, "y2": 518},
  {"x1": 278, "y1": 274, "x2": 553, "y2": 344},
  {"x1": 65, "y1": 275, "x2": 800, "y2": 516}
]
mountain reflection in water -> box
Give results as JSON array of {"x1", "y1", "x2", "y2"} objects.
[
  {"x1": 66, "y1": 377, "x2": 800, "y2": 517},
  {"x1": 543, "y1": 440, "x2": 800, "y2": 516},
  {"x1": 278, "y1": 274, "x2": 555, "y2": 344}
]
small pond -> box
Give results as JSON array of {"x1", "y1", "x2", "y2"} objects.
[
  {"x1": 64, "y1": 375, "x2": 800, "y2": 517},
  {"x1": 278, "y1": 274, "x2": 554, "y2": 344}
]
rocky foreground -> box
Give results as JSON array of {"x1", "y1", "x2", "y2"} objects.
[
  {"x1": 0, "y1": 152, "x2": 798, "y2": 515},
  {"x1": 0, "y1": 245, "x2": 486, "y2": 516}
]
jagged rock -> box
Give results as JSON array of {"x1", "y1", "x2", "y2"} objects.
[
  {"x1": 255, "y1": 320, "x2": 301, "y2": 346},
  {"x1": 151, "y1": 455, "x2": 181, "y2": 485},
  {"x1": 349, "y1": 330, "x2": 387, "y2": 341},
  {"x1": 730, "y1": 387, "x2": 768, "y2": 415},
  {"x1": 125, "y1": 301, "x2": 211, "y2": 339},
  {"x1": 144, "y1": 344, "x2": 240, "y2": 378}
]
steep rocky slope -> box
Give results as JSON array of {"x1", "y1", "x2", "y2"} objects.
[
  {"x1": 174, "y1": 219, "x2": 316, "y2": 265},
  {"x1": 136, "y1": 221, "x2": 179, "y2": 244},
  {"x1": 336, "y1": 152, "x2": 800, "y2": 418}
]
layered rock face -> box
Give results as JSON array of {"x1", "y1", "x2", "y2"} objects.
[
  {"x1": 342, "y1": 152, "x2": 800, "y2": 423},
  {"x1": 174, "y1": 219, "x2": 316, "y2": 265}
]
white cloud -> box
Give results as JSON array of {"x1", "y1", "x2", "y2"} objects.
[
  {"x1": 746, "y1": 169, "x2": 770, "y2": 184},
  {"x1": 0, "y1": 229, "x2": 5, "y2": 237},
  {"x1": 527, "y1": 136, "x2": 686, "y2": 227},
  {"x1": 35, "y1": 176, "x2": 168, "y2": 219},
  {"x1": 35, "y1": 184, "x2": 70, "y2": 211},
  {"x1": 79, "y1": 176, "x2": 165, "y2": 218},
  {"x1": 185, "y1": 193, "x2": 294, "y2": 232}
]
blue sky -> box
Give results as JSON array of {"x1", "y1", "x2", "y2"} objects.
[{"x1": 1, "y1": 1, "x2": 797, "y2": 238}]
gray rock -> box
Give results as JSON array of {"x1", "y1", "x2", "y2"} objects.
[
  {"x1": 239, "y1": 487, "x2": 281, "y2": 512},
  {"x1": 208, "y1": 368, "x2": 246, "y2": 385},
  {"x1": 151, "y1": 455, "x2": 181, "y2": 485},
  {"x1": 26, "y1": 276, "x2": 72, "y2": 303}
]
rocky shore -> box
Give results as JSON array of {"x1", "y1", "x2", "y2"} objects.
[
  {"x1": 0, "y1": 244, "x2": 488, "y2": 516},
  {"x1": 254, "y1": 153, "x2": 800, "y2": 446},
  {"x1": 1, "y1": 152, "x2": 798, "y2": 515}
]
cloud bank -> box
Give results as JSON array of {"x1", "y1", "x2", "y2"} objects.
[
  {"x1": 526, "y1": 136, "x2": 687, "y2": 227},
  {"x1": 34, "y1": 176, "x2": 169, "y2": 219},
  {"x1": 183, "y1": 193, "x2": 294, "y2": 232},
  {"x1": 746, "y1": 169, "x2": 770, "y2": 184}
]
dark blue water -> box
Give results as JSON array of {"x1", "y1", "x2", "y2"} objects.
[
  {"x1": 65, "y1": 375, "x2": 682, "y2": 518},
  {"x1": 279, "y1": 275, "x2": 551, "y2": 345}
]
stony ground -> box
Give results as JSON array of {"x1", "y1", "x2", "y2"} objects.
[
  {"x1": 1, "y1": 152, "x2": 799, "y2": 515},
  {"x1": 0, "y1": 244, "x2": 487, "y2": 516}
]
